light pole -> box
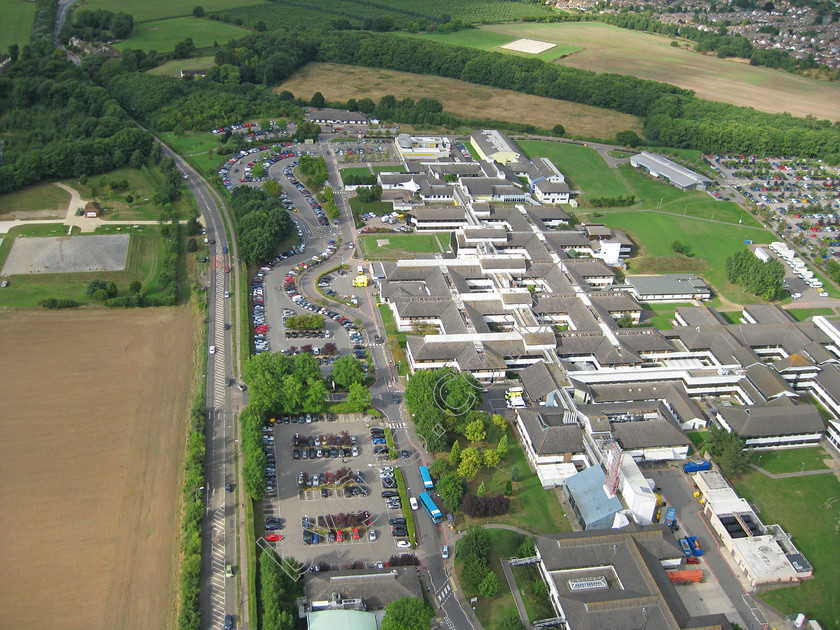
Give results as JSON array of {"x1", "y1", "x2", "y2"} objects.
[{"x1": 801, "y1": 462, "x2": 806, "y2": 473}]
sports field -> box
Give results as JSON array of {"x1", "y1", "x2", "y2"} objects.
[
  {"x1": 113, "y1": 17, "x2": 250, "y2": 52},
  {"x1": 78, "y1": 0, "x2": 265, "y2": 22},
  {"x1": 0, "y1": 306, "x2": 195, "y2": 629},
  {"x1": 478, "y1": 23, "x2": 840, "y2": 121},
  {"x1": 360, "y1": 233, "x2": 443, "y2": 260},
  {"x1": 278, "y1": 63, "x2": 643, "y2": 140},
  {"x1": 0, "y1": 0, "x2": 37, "y2": 51},
  {"x1": 403, "y1": 30, "x2": 580, "y2": 62}
]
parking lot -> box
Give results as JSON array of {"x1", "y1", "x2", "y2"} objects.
[{"x1": 261, "y1": 417, "x2": 416, "y2": 568}]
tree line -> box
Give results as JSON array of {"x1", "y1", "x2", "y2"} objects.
[
  {"x1": 725, "y1": 248, "x2": 786, "y2": 300},
  {"x1": 61, "y1": 8, "x2": 134, "y2": 44},
  {"x1": 230, "y1": 187, "x2": 294, "y2": 265}
]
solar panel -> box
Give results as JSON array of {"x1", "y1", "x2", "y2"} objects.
[{"x1": 568, "y1": 576, "x2": 607, "y2": 591}]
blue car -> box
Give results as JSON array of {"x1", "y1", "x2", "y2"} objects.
[{"x1": 225, "y1": 615, "x2": 234, "y2": 629}]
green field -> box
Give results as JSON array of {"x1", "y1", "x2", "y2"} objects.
[
  {"x1": 600, "y1": 210, "x2": 772, "y2": 304},
  {"x1": 0, "y1": 227, "x2": 171, "y2": 308},
  {"x1": 359, "y1": 233, "x2": 441, "y2": 260},
  {"x1": 454, "y1": 528, "x2": 524, "y2": 630},
  {"x1": 0, "y1": 0, "x2": 37, "y2": 51},
  {"x1": 639, "y1": 302, "x2": 694, "y2": 330},
  {"x1": 0, "y1": 183, "x2": 71, "y2": 216},
  {"x1": 372, "y1": 165, "x2": 405, "y2": 174},
  {"x1": 787, "y1": 308, "x2": 835, "y2": 322},
  {"x1": 734, "y1": 471, "x2": 840, "y2": 627},
  {"x1": 340, "y1": 167, "x2": 375, "y2": 180},
  {"x1": 478, "y1": 22, "x2": 840, "y2": 121},
  {"x1": 403, "y1": 29, "x2": 581, "y2": 62},
  {"x1": 65, "y1": 166, "x2": 198, "y2": 221},
  {"x1": 147, "y1": 55, "x2": 216, "y2": 77},
  {"x1": 113, "y1": 17, "x2": 250, "y2": 52},
  {"x1": 79, "y1": 0, "x2": 265, "y2": 22},
  {"x1": 752, "y1": 446, "x2": 830, "y2": 474},
  {"x1": 349, "y1": 197, "x2": 393, "y2": 219},
  {"x1": 157, "y1": 130, "x2": 221, "y2": 156}
]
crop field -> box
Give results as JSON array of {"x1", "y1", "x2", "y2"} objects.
[
  {"x1": 113, "y1": 17, "x2": 250, "y2": 52},
  {"x1": 79, "y1": 0, "x2": 265, "y2": 22},
  {"x1": 479, "y1": 22, "x2": 840, "y2": 121},
  {"x1": 734, "y1": 470, "x2": 840, "y2": 627},
  {"x1": 0, "y1": 183, "x2": 71, "y2": 219},
  {"x1": 403, "y1": 30, "x2": 580, "y2": 62},
  {"x1": 360, "y1": 233, "x2": 442, "y2": 259},
  {"x1": 147, "y1": 55, "x2": 216, "y2": 77},
  {"x1": 278, "y1": 63, "x2": 643, "y2": 140},
  {"x1": 0, "y1": 306, "x2": 195, "y2": 629},
  {"x1": 0, "y1": 0, "x2": 37, "y2": 51}
]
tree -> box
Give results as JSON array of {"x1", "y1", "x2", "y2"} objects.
[
  {"x1": 437, "y1": 472, "x2": 465, "y2": 512},
  {"x1": 671, "y1": 240, "x2": 691, "y2": 255},
  {"x1": 482, "y1": 448, "x2": 500, "y2": 469},
  {"x1": 449, "y1": 439, "x2": 461, "y2": 465},
  {"x1": 617, "y1": 313, "x2": 634, "y2": 328},
  {"x1": 192, "y1": 5, "x2": 204, "y2": 17},
  {"x1": 503, "y1": 479, "x2": 513, "y2": 496},
  {"x1": 534, "y1": 577, "x2": 548, "y2": 598},
  {"x1": 346, "y1": 381, "x2": 371, "y2": 412},
  {"x1": 552, "y1": 123, "x2": 565, "y2": 137},
  {"x1": 264, "y1": 179, "x2": 281, "y2": 197},
  {"x1": 616, "y1": 130, "x2": 642, "y2": 146},
  {"x1": 476, "y1": 481, "x2": 486, "y2": 498},
  {"x1": 464, "y1": 418, "x2": 486, "y2": 443},
  {"x1": 311, "y1": 91, "x2": 325, "y2": 108},
  {"x1": 380, "y1": 597, "x2": 434, "y2": 630},
  {"x1": 458, "y1": 447, "x2": 482, "y2": 479},
  {"x1": 496, "y1": 434, "x2": 509, "y2": 460},
  {"x1": 478, "y1": 572, "x2": 500, "y2": 599},
  {"x1": 8, "y1": 44, "x2": 19, "y2": 63},
  {"x1": 510, "y1": 465, "x2": 520, "y2": 482},
  {"x1": 518, "y1": 536, "x2": 536, "y2": 558},
  {"x1": 332, "y1": 355, "x2": 366, "y2": 388},
  {"x1": 430, "y1": 457, "x2": 450, "y2": 477},
  {"x1": 129, "y1": 280, "x2": 142, "y2": 294},
  {"x1": 303, "y1": 379, "x2": 328, "y2": 413},
  {"x1": 173, "y1": 38, "x2": 195, "y2": 59}
]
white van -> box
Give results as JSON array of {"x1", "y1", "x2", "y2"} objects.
[{"x1": 357, "y1": 265, "x2": 364, "y2": 275}]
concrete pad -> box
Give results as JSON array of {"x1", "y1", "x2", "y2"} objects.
[
  {"x1": 2, "y1": 234, "x2": 130, "y2": 275},
  {"x1": 376, "y1": 239, "x2": 390, "y2": 247},
  {"x1": 500, "y1": 38, "x2": 557, "y2": 55}
]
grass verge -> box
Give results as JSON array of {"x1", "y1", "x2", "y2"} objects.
[
  {"x1": 385, "y1": 427, "x2": 398, "y2": 460},
  {"x1": 394, "y1": 468, "x2": 417, "y2": 547},
  {"x1": 511, "y1": 564, "x2": 554, "y2": 622},
  {"x1": 752, "y1": 446, "x2": 830, "y2": 474}
]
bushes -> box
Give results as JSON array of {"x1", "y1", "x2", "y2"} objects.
[
  {"x1": 298, "y1": 155, "x2": 329, "y2": 188},
  {"x1": 241, "y1": 407, "x2": 267, "y2": 499},
  {"x1": 586, "y1": 194, "x2": 636, "y2": 208},
  {"x1": 462, "y1": 494, "x2": 510, "y2": 518},
  {"x1": 725, "y1": 248, "x2": 786, "y2": 301},
  {"x1": 342, "y1": 172, "x2": 377, "y2": 186},
  {"x1": 285, "y1": 313, "x2": 324, "y2": 329},
  {"x1": 458, "y1": 526, "x2": 491, "y2": 592},
  {"x1": 38, "y1": 298, "x2": 80, "y2": 309}
]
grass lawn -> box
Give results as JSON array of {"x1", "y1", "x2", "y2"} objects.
[
  {"x1": 0, "y1": 183, "x2": 71, "y2": 216},
  {"x1": 752, "y1": 446, "x2": 830, "y2": 474},
  {"x1": 113, "y1": 17, "x2": 251, "y2": 52},
  {"x1": 359, "y1": 233, "x2": 441, "y2": 260},
  {"x1": 461, "y1": 440, "x2": 571, "y2": 535},
  {"x1": 455, "y1": 528, "x2": 524, "y2": 630},
  {"x1": 0, "y1": 227, "x2": 169, "y2": 308},
  {"x1": 79, "y1": 0, "x2": 265, "y2": 22},
  {"x1": 340, "y1": 166, "x2": 374, "y2": 179},
  {"x1": 402, "y1": 29, "x2": 581, "y2": 62},
  {"x1": 0, "y1": 0, "x2": 37, "y2": 51},
  {"x1": 147, "y1": 55, "x2": 216, "y2": 76},
  {"x1": 733, "y1": 471, "x2": 840, "y2": 627},
  {"x1": 277, "y1": 63, "x2": 643, "y2": 141},
  {"x1": 639, "y1": 302, "x2": 694, "y2": 330},
  {"x1": 480, "y1": 22, "x2": 840, "y2": 121},
  {"x1": 787, "y1": 307, "x2": 835, "y2": 322},
  {"x1": 349, "y1": 197, "x2": 393, "y2": 220},
  {"x1": 372, "y1": 165, "x2": 405, "y2": 174},
  {"x1": 157, "y1": 130, "x2": 221, "y2": 156},
  {"x1": 596, "y1": 210, "x2": 774, "y2": 305},
  {"x1": 686, "y1": 431, "x2": 707, "y2": 454},
  {"x1": 64, "y1": 166, "x2": 198, "y2": 221}
]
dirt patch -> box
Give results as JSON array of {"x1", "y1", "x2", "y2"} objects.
[
  {"x1": 0, "y1": 307, "x2": 195, "y2": 629},
  {"x1": 277, "y1": 63, "x2": 644, "y2": 139}
]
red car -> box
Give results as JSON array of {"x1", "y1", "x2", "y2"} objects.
[
  {"x1": 266, "y1": 533, "x2": 283, "y2": 542},
  {"x1": 686, "y1": 556, "x2": 700, "y2": 565},
  {"x1": 336, "y1": 530, "x2": 344, "y2": 543},
  {"x1": 225, "y1": 266, "x2": 230, "y2": 273},
  {"x1": 352, "y1": 527, "x2": 360, "y2": 540}
]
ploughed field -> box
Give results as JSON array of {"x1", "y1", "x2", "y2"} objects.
[{"x1": 0, "y1": 307, "x2": 195, "y2": 629}]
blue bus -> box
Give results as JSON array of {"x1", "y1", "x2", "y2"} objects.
[
  {"x1": 419, "y1": 465, "x2": 434, "y2": 491},
  {"x1": 419, "y1": 492, "x2": 443, "y2": 523}
]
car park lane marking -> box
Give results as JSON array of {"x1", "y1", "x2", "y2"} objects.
[{"x1": 209, "y1": 507, "x2": 226, "y2": 629}]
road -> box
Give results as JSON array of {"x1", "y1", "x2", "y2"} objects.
[{"x1": 158, "y1": 143, "x2": 244, "y2": 630}]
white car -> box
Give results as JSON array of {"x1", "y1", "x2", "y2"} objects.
[
  {"x1": 819, "y1": 291, "x2": 829, "y2": 297},
  {"x1": 369, "y1": 529, "x2": 377, "y2": 542},
  {"x1": 209, "y1": 345, "x2": 216, "y2": 355},
  {"x1": 409, "y1": 497, "x2": 419, "y2": 511},
  {"x1": 396, "y1": 540, "x2": 412, "y2": 549}
]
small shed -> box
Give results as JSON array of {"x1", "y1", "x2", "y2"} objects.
[{"x1": 84, "y1": 201, "x2": 101, "y2": 218}]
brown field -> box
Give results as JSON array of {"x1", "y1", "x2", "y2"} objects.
[
  {"x1": 277, "y1": 63, "x2": 643, "y2": 139},
  {"x1": 482, "y1": 23, "x2": 840, "y2": 121},
  {"x1": 0, "y1": 306, "x2": 196, "y2": 629}
]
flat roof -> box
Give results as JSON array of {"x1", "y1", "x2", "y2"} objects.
[{"x1": 630, "y1": 152, "x2": 712, "y2": 188}]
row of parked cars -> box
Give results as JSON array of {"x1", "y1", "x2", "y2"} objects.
[
  {"x1": 284, "y1": 165, "x2": 330, "y2": 227},
  {"x1": 262, "y1": 426, "x2": 277, "y2": 494}
]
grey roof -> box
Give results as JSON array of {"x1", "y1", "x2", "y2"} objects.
[
  {"x1": 517, "y1": 409, "x2": 585, "y2": 455},
  {"x1": 412, "y1": 206, "x2": 468, "y2": 221},
  {"x1": 611, "y1": 419, "x2": 691, "y2": 449},
  {"x1": 304, "y1": 567, "x2": 423, "y2": 611},
  {"x1": 564, "y1": 259, "x2": 615, "y2": 278},
  {"x1": 745, "y1": 363, "x2": 796, "y2": 399},
  {"x1": 534, "y1": 179, "x2": 570, "y2": 194},
  {"x1": 815, "y1": 363, "x2": 840, "y2": 402},
  {"x1": 520, "y1": 360, "x2": 567, "y2": 401},
  {"x1": 626, "y1": 274, "x2": 711, "y2": 297},
  {"x1": 310, "y1": 108, "x2": 368, "y2": 123},
  {"x1": 718, "y1": 399, "x2": 825, "y2": 438},
  {"x1": 674, "y1": 306, "x2": 728, "y2": 327},
  {"x1": 630, "y1": 151, "x2": 712, "y2": 189},
  {"x1": 470, "y1": 129, "x2": 521, "y2": 159},
  {"x1": 564, "y1": 465, "x2": 624, "y2": 528},
  {"x1": 535, "y1": 525, "x2": 732, "y2": 630},
  {"x1": 742, "y1": 304, "x2": 794, "y2": 324}
]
